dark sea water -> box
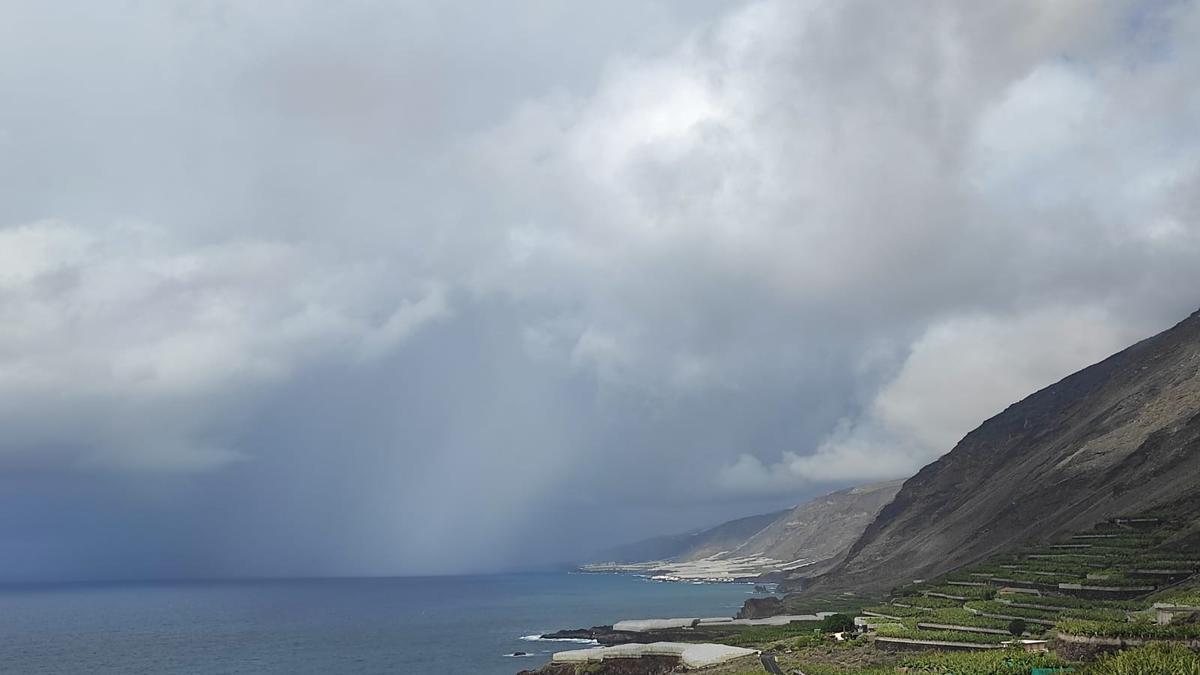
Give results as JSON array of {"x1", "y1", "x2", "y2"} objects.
[{"x1": 0, "y1": 574, "x2": 760, "y2": 675}]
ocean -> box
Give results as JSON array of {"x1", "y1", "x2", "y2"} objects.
[{"x1": 0, "y1": 574, "x2": 762, "y2": 675}]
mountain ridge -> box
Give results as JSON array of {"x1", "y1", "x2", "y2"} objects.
[{"x1": 802, "y1": 307, "x2": 1200, "y2": 595}]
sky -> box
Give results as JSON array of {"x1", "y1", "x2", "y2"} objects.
[{"x1": 1, "y1": 0, "x2": 1199, "y2": 581}]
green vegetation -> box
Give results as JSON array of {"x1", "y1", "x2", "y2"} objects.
[
  {"x1": 818, "y1": 613, "x2": 856, "y2": 634},
  {"x1": 714, "y1": 614, "x2": 862, "y2": 648},
  {"x1": 861, "y1": 604, "x2": 930, "y2": 617},
  {"x1": 874, "y1": 624, "x2": 1011, "y2": 644},
  {"x1": 965, "y1": 600, "x2": 1060, "y2": 621},
  {"x1": 781, "y1": 664, "x2": 894, "y2": 675},
  {"x1": 1160, "y1": 594, "x2": 1200, "y2": 606},
  {"x1": 1009, "y1": 560, "x2": 1107, "y2": 574},
  {"x1": 999, "y1": 593, "x2": 1143, "y2": 611},
  {"x1": 1153, "y1": 589, "x2": 1200, "y2": 606},
  {"x1": 1056, "y1": 617, "x2": 1200, "y2": 640},
  {"x1": 1082, "y1": 537, "x2": 1164, "y2": 549},
  {"x1": 709, "y1": 620, "x2": 823, "y2": 647},
  {"x1": 898, "y1": 595, "x2": 963, "y2": 609},
  {"x1": 965, "y1": 599, "x2": 1128, "y2": 622},
  {"x1": 899, "y1": 650, "x2": 1068, "y2": 674},
  {"x1": 912, "y1": 607, "x2": 1024, "y2": 631},
  {"x1": 779, "y1": 641, "x2": 899, "y2": 675},
  {"x1": 702, "y1": 514, "x2": 1200, "y2": 675},
  {"x1": 788, "y1": 648, "x2": 1068, "y2": 675},
  {"x1": 920, "y1": 584, "x2": 996, "y2": 600},
  {"x1": 1083, "y1": 643, "x2": 1200, "y2": 674},
  {"x1": 992, "y1": 571, "x2": 1085, "y2": 584}
]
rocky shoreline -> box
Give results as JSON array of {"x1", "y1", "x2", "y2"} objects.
[{"x1": 533, "y1": 625, "x2": 699, "y2": 646}]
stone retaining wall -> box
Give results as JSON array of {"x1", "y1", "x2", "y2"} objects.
[{"x1": 873, "y1": 637, "x2": 1002, "y2": 653}]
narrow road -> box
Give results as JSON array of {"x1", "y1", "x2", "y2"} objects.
[{"x1": 760, "y1": 652, "x2": 787, "y2": 675}]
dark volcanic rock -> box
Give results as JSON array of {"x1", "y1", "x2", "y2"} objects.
[
  {"x1": 535, "y1": 625, "x2": 716, "y2": 646},
  {"x1": 737, "y1": 596, "x2": 785, "y2": 619},
  {"x1": 810, "y1": 308, "x2": 1200, "y2": 594},
  {"x1": 535, "y1": 626, "x2": 640, "y2": 645}
]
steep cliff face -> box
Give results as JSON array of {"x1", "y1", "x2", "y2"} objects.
[{"x1": 811, "y1": 309, "x2": 1200, "y2": 594}]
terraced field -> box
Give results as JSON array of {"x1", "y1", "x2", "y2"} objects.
[
  {"x1": 765, "y1": 515, "x2": 1200, "y2": 673},
  {"x1": 546, "y1": 515, "x2": 1200, "y2": 674},
  {"x1": 856, "y1": 516, "x2": 1200, "y2": 648}
]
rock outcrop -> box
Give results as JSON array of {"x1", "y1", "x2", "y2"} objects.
[{"x1": 735, "y1": 597, "x2": 784, "y2": 619}]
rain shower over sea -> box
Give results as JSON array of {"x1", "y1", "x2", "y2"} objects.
[{"x1": 0, "y1": 573, "x2": 759, "y2": 674}]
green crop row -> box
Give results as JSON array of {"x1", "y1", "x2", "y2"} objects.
[
  {"x1": 1002, "y1": 559, "x2": 1101, "y2": 574},
  {"x1": 943, "y1": 565, "x2": 1011, "y2": 578},
  {"x1": 1083, "y1": 537, "x2": 1164, "y2": 549},
  {"x1": 792, "y1": 648, "x2": 1068, "y2": 675},
  {"x1": 919, "y1": 584, "x2": 996, "y2": 599},
  {"x1": 898, "y1": 650, "x2": 1068, "y2": 674},
  {"x1": 1084, "y1": 643, "x2": 1200, "y2": 674},
  {"x1": 965, "y1": 600, "x2": 1060, "y2": 620},
  {"x1": 861, "y1": 604, "x2": 929, "y2": 617},
  {"x1": 1157, "y1": 594, "x2": 1200, "y2": 606},
  {"x1": 1057, "y1": 618, "x2": 1200, "y2": 640},
  {"x1": 1022, "y1": 553, "x2": 1139, "y2": 565},
  {"x1": 1152, "y1": 585, "x2": 1200, "y2": 606},
  {"x1": 991, "y1": 571, "x2": 1084, "y2": 584},
  {"x1": 875, "y1": 625, "x2": 1010, "y2": 644},
  {"x1": 914, "y1": 608, "x2": 1018, "y2": 631},
  {"x1": 893, "y1": 595, "x2": 963, "y2": 609},
  {"x1": 966, "y1": 599, "x2": 1128, "y2": 622},
  {"x1": 999, "y1": 592, "x2": 1144, "y2": 610},
  {"x1": 715, "y1": 620, "x2": 825, "y2": 646}
]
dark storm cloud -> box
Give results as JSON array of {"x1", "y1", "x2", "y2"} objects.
[{"x1": 1, "y1": 0, "x2": 1199, "y2": 579}]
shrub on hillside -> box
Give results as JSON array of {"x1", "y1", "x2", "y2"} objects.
[{"x1": 819, "y1": 613, "x2": 856, "y2": 634}]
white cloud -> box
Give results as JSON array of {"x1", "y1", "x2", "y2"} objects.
[
  {"x1": 0, "y1": 219, "x2": 447, "y2": 471},
  {"x1": 719, "y1": 306, "x2": 1148, "y2": 488},
  {"x1": 3, "y1": 0, "x2": 1200, "y2": 576},
  {"x1": 470, "y1": 0, "x2": 1200, "y2": 490}
]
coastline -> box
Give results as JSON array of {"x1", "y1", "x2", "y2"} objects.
[{"x1": 578, "y1": 554, "x2": 809, "y2": 585}]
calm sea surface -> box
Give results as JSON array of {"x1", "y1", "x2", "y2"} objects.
[{"x1": 0, "y1": 574, "x2": 761, "y2": 675}]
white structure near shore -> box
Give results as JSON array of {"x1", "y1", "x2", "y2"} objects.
[
  {"x1": 552, "y1": 642, "x2": 756, "y2": 668},
  {"x1": 613, "y1": 612, "x2": 837, "y2": 632},
  {"x1": 581, "y1": 553, "x2": 817, "y2": 581}
]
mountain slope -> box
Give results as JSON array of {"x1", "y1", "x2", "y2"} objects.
[
  {"x1": 730, "y1": 479, "x2": 904, "y2": 572},
  {"x1": 589, "y1": 480, "x2": 903, "y2": 579},
  {"x1": 594, "y1": 509, "x2": 789, "y2": 564},
  {"x1": 809, "y1": 308, "x2": 1200, "y2": 594}
]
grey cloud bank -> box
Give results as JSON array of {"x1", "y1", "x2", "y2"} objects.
[{"x1": 1, "y1": 0, "x2": 1199, "y2": 580}]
